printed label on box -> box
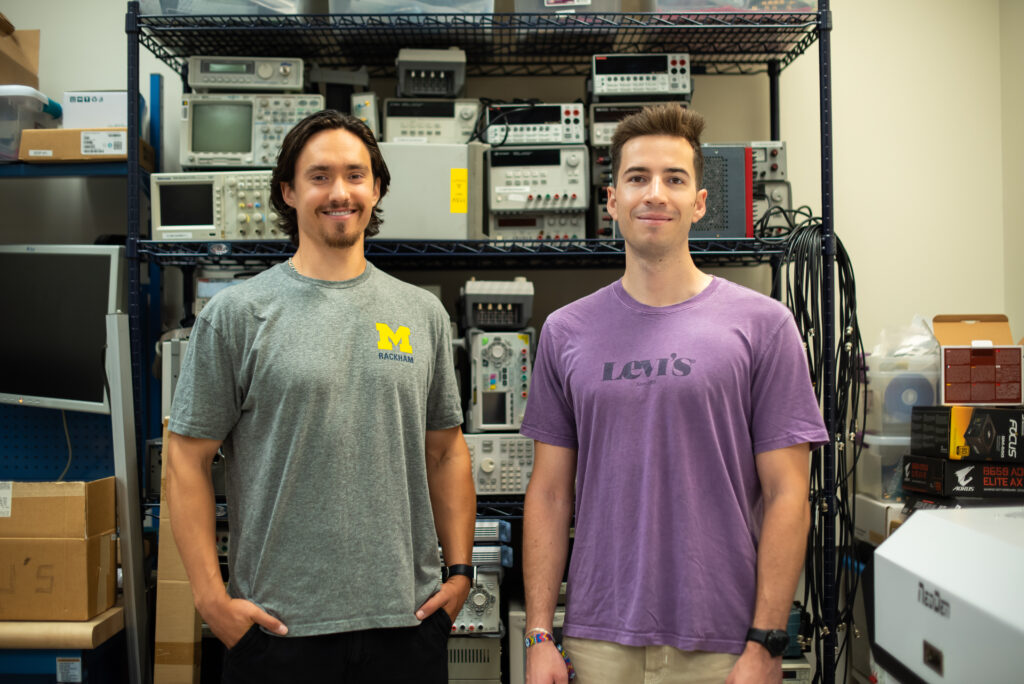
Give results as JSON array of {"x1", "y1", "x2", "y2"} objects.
[
  {"x1": 28, "y1": 149, "x2": 54, "y2": 157},
  {"x1": 450, "y1": 168, "x2": 468, "y2": 214},
  {"x1": 56, "y1": 657, "x2": 83, "y2": 683},
  {"x1": 0, "y1": 482, "x2": 10, "y2": 517},
  {"x1": 81, "y1": 131, "x2": 126, "y2": 156}
]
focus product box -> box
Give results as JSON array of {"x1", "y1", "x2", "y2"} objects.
[
  {"x1": 902, "y1": 454, "x2": 1024, "y2": 498},
  {"x1": 0, "y1": 478, "x2": 117, "y2": 621},
  {"x1": 18, "y1": 127, "x2": 156, "y2": 170},
  {"x1": 933, "y1": 314, "x2": 1023, "y2": 405},
  {"x1": 865, "y1": 354, "x2": 938, "y2": 436},
  {"x1": 0, "y1": 85, "x2": 61, "y2": 162},
  {"x1": 911, "y1": 405, "x2": 1023, "y2": 461}
]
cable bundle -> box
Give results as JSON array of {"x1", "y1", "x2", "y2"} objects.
[{"x1": 762, "y1": 205, "x2": 866, "y2": 682}]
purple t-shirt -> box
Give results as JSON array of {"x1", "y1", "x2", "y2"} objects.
[{"x1": 520, "y1": 276, "x2": 829, "y2": 654}]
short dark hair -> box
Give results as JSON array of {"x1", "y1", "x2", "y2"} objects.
[
  {"x1": 609, "y1": 104, "x2": 705, "y2": 188},
  {"x1": 270, "y1": 109, "x2": 390, "y2": 245}
]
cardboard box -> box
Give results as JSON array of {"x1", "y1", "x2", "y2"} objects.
[
  {"x1": 933, "y1": 314, "x2": 1023, "y2": 405},
  {"x1": 62, "y1": 90, "x2": 149, "y2": 142},
  {"x1": 903, "y1": 453, "x2": 1024, "y2": 498},
  {"x1": 157, "y1": 515, "x2": 189, "y2": 583},
  {"x1": 853, "y1": 493, "x2": 906, "y2": 546},
  {"x1": 18, "y1": 128, "x2": 156, "y2": 170},
  {"x1": 153, "y1": 580, "x2": 202, "y2": 684},
  {"x1": 0, "y1": 478, "x2": 115, "y2": 539},
  {"x1": 0, "y1": 28, "x2": 39, "y2": 89},
  {"x1": 0, "y1": 534, "x2": 116, "y2": 621},
  {"x1": 911, "y1": 405, "x2": 1023, "y2": 461}
]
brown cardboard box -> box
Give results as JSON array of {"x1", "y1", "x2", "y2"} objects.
[
  {"x1": 0, "y1": 534, "x2": 116, "y2": 621},
  {"x1": 0, "y1": 28, "x2": 39, "y2": 89},
  {"x1": 18, "y1": 128, "x2": 156, "y2": 171},
  {"x1": 0, "y1": 478, "x2": 115, "y2": 539},
  {"x1": 933, "y1": 314, "x2": 1023, "y2": 405},
  {"x1": 157, "y1": 426, "x2": 189, "y2": 582},
  {"x1": 153, "y1": 580, "x2": 202, "y2": 684},
  {"x1": 0, "y1": 478, "x2": 117, "y2": 621},
  {"x1": 157, "y1": 513, "x2": 189, "y2": 583}
]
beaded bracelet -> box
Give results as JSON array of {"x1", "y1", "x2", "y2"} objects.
[{"x1": 523, "y1": 632, "x2": 577, "y2": 680}]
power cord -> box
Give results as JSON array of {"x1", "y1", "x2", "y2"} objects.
[{"x1": 768, "y1": 207, "x2": 865, "y2": 683}]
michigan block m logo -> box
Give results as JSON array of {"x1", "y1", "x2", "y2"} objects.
[{"x1": 376, "y1": 323, "x2": 413, "y2": 353}]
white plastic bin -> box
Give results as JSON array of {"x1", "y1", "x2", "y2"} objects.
[
  {"x1": 858, "y1": 433, "x2": 908, "y2": 501},
  {"x1": 141, "y1": 0, "x2": 328, "y2": 14},
  {"x1": 329, "y1": 0, "x2": 494, "y2": 12},
  {"x1": 865, "y1": 355, "x2": 939, "y2": 436},
  {"x1": 653, "y1": 0, "x2": 815, "y2": 10},
  {"x1": 0, "y1": 86, "x2": 62, "y2": 162},
  {"x1": 513, "y1": 0, "x2": 640, "y2": 12}
]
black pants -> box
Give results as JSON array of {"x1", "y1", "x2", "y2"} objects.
[{"x1": 221, "y1": 610, "x2": 451, "y2": 684}]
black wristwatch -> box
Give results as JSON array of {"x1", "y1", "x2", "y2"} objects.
[
  {"x1": 441, "y1": 564, "x2": 474, "y2": 582},
  {"x1": 746, "y1": 628, "x2": 789, "y2": 657}
]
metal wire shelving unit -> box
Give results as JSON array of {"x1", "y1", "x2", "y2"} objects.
[
  {"x1": 139, "y1": 237, "x2": 785, "y2": 268},
  {"x1": 125, "y1": 4, "x2": 837, "y2": 683},
  {"x1": 137, "y1": 11, "x2": 818, "y2": 77}
]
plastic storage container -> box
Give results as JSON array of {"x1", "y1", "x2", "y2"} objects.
[
  {"x1": 858, "y1": 433, "x2": 908, "y2": 501},
  {"x1": 141, "y1": 0, "x2": 328, "y2": 14},
  {"x1": 513, "y1": 0, "x2": 651, "y2": 12},
  {"x1": 0, "y1": 86, "x2": 62, "y2": 162},
  {"x1": 865, "y1": 355, "x2": 939, "y2": 436},
  {"x1": 652, "y1": 0, "x2": 816, "y2": 10},
  {"x1": 329, "y1": 0, "x2": 494, "y2": 12}
]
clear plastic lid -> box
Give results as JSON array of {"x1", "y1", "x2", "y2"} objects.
[
  {"x1": 862, "y1": 433, "x2": 911, "y2": 447},
  {"x1": 0, "y1": 85, "x2": 62, "y2": 119}
]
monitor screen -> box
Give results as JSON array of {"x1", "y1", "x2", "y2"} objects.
[
  {"x1": 159, "y1": 183, "x2": 215, "y2": 227},
  {"x1": 0, "y1": 245, "x2": 126, "y2": 414},
  {"x1": 192, "y1": 102, "x2": 253, "y2": 154}
]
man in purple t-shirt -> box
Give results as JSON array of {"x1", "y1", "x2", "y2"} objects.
[{"x1": 520, "y1": 105, "x2": 829, "y2": 684}]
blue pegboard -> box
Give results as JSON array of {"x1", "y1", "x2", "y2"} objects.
[{"x1": 0, "y1": 404, "x2": 115, "y2": 482}]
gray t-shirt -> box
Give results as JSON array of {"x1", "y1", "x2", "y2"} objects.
[{"x1": 169, "y1": 262, "x2": 463, "y2": 636}]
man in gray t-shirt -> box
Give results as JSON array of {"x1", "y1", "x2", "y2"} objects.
[{"x1": 166, "y1": 110, "x2": 475, "y2": 684}]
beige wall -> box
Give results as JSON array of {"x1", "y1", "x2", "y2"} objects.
[
  {"x1": 782, "y1": 0, "x2": 1010, "y2": 350},
  {"x1": 1002, "y1": 0, "x2": 1024, "y2": 340},
  {"x1": 2, "y1": 0, "x2": 1018, "y2": 341}
]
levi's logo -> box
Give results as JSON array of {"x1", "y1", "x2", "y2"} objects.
[{"x1": 602, "y1": 354, "x2": 695, "y2": 381}]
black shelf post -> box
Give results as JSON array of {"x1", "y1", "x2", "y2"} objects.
[
  {"x1": 768, "y1": 60, "x2": 781, "y2": 142},
  {"x1": 126, "y1": 1, "x2": 144, "y2": 463},
  {"x1": 818, "y1": 2, "x2": 837, "y2": 683}
]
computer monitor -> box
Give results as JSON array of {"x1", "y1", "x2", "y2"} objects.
[{"x1": 0, "y1": 244, "x2": 127, "y2": 415}]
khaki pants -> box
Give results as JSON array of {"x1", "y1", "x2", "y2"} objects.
[{"x1": 563, "y1": 636, "x2": 739, "y2": 684}]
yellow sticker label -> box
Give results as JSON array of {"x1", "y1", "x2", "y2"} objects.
[{"x1": 450, "y1": 168, "x2": 468, "y2": 214}]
